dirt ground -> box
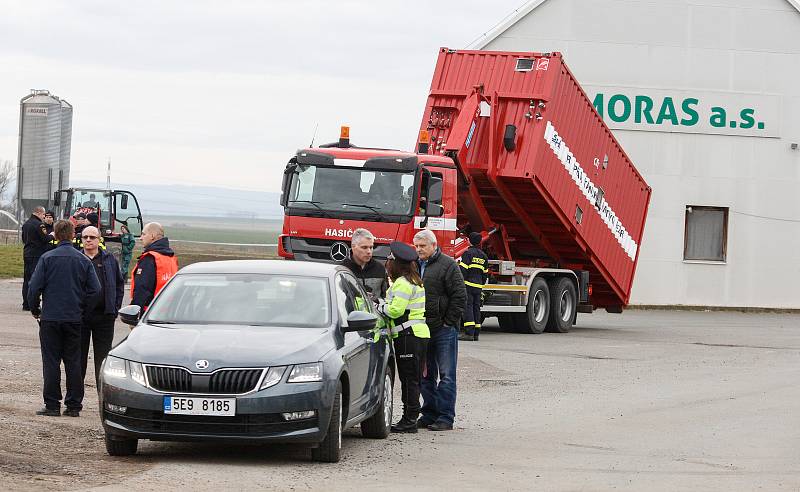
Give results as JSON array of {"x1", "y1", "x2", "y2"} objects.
[
  {"x1": 0, "y1": 279, "x2": 152, "y2": 490},
  {"x1": 2, "y1": 277, "x2": 799, "y2": 491}
]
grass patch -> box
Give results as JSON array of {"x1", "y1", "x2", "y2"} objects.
[{"x1": 0, "y1": 244, "x2": 23, "y2": 278}]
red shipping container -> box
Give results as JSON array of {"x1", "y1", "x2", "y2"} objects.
[{"x1": 420, "y1": 48, "x2": 651, "y2": 308}]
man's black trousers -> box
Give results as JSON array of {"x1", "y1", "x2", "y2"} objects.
[
  {"x1": 39, "y1": 321, "x2": 84, "y2": 410},
  {"x1": 22, "y1": 256, "x2": 40, "y2": 309},
  {"x1": 463, "y1": 286, "x2": 482, "y2": 337},
  {"x1": 393, "y1": 334, "x2": 428, "y2": 422},
  {"x1": 81, "y1": 313, "x2": 116, "y2": 386}
]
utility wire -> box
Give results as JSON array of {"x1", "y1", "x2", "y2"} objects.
[{"x1": 731, "y1": 210, "x2": 800, "y2": 224}]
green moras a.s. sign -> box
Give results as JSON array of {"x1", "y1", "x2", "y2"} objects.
[{"x1": 585, "y1": 86, "x2": 780, "y2": 138}]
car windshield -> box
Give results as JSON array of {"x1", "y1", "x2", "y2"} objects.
[
  {"x1": 286, "y1": 165, "x2": 416, "y2": 217},
  {"x1": 145, "y1": 274, "x2": 330, "y2": 327}
]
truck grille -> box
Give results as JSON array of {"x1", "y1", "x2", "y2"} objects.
[{"x1": 145, "y1": 365, "x2": 265, "y2": 395}]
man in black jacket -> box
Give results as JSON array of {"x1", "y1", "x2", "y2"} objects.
[
  {"x1": 131, "y1": 222, "x2": 178, "y2": 310},
  {"x1": 80, "y1": 226, "x2": 125, "y2": 386},
  {"x1": 21, "y1": 206, "x2": 50, "y2": 311},
  {"x1": 28, "y1": 220, "x2": 101, "y2": 417},
  {"x1": 341, "y1": 228, "x2": 388, "y2": 301},
  {"x1": 413, "y1": 229, "x2": 465, "y2": 431}
]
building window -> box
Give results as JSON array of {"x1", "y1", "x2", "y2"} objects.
[{"x1": 684, "y1": 206, "x2": 728, "y2": 262}]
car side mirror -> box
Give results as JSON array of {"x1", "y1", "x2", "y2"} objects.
[
  {"x1": 119, "y1": 305, "x2": 142, "y2": 326},
  {"x1": 342, "y1": 311, "x2": 378, "y2": 333}
]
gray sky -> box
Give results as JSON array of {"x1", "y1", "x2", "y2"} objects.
[{"x1": 0, "y1": 0, "x2": 526, "y2": 192}]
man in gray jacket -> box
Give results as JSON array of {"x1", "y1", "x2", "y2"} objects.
[{"x1": 413, "y1": 229, "x2": 465, "y2": 431}]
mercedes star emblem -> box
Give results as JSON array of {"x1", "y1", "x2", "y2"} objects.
[
  {"x1": 195, "y1": 359, "x2": 209, "y2": 370},
  {"x1": 330, "y1": 242, "x2": 349, "y2": 262}
]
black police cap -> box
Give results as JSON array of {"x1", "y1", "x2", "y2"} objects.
[
  {"x1": 389, "y1": 241, "x2": 418, "y2": 262},
  {"x1": 86, "y1": 212, "x2": 99, "y2": 223},
  {"x1": 469, "y1": 232, "x2": 482, "y2": 246}
]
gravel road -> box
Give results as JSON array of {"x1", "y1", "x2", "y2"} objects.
[{"x1": 1, "y1": 278, "x2": 798, "y2": 491}]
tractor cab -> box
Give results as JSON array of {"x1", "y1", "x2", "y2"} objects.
[{"x1": 53, "y1": 188, "x2": 143, "y2": 241}]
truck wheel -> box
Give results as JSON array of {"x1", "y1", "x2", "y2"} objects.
[
  {"x1": 522, "y1": 277, "x2": 550, "y2": 334},
  {"x1": 546, "y1": 277, "x2": 577, "y2": 333},
  {"x1": 104, "y1": 433, "x2": 138, "y2": 456},
  {"x1": 312, "y1": 382, "x2": 342, "y2": 463},
  {"x1": 360, "y1": 367, "x2": 392, "y2": 439}
]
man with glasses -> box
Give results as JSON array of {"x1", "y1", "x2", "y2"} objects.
[
  {"x1": 80, "y1": 226, "x2": 125, "y2": 386},
  {"x1": 28, "y1": 220, "x2": 100, "y2": 417},
  {"x1": 131, "y1": 222, "x2": 178, "y2": 311}
]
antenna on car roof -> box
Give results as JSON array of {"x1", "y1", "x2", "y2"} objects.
[{"x1": 309, "y1": 123, "x2": 319, "y2": 148}]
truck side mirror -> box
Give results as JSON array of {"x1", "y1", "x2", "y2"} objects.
[
  {"x1": 121, "y1": 194, "x2": 129, "y2": 209},
  {"x1": 425, "y1": 201, "x2": 444, "y2": 217},
  {"x1": 280, "y1": 162, "x2": 298, "y2": 207},
  {"x1": 53, "y1": 192, "x2": 61, "y2": 207}
]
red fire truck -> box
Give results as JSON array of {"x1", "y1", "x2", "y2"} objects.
[{"x1": 279, "y1": 48, "x2": 651, "y2": 334}]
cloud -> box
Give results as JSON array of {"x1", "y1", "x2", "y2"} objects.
[{"x1": 0, "y1": 0, "x2": 525, "y2": 191}]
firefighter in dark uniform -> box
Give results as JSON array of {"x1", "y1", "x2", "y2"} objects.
[
  {"x1": 44, "y1": 211, "x2": 58, "y2": 250},
  {"x1": 458, "y1": 232, "x2": 488, "y2": 341},
  {"x1": 21, "y1": 206, "x2": 50, "y2": 311},
  {"x1": 376, "y1": 241, "x2": 429, "y2": 433}
]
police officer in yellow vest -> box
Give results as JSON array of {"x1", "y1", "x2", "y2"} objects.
[
  {"x1": 459, "y1": 232, "x2": 488, "y2": 341},
  {"x1": 376, "y1": 241, "x2": 429, "y2": 434}
]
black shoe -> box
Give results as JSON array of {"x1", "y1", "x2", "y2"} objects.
[
  {"x1": 62, "y1": 408, "x2": 80, "y2": 417},
  {"x1": 391, "y1": 419, "x2": 418, "y2": 433},
  {"x1": 458, "y1": 334, "x2": 476, "y2": 341},
  {"x1": 35, "y1": 407, "x2": 60, "y2": 416},
  {"x1": 416, "y1": 418, "x2": 434, "y2": 429},
  {"x1": 22, "y1": 306, "x2": 31, "y2": 312},
  {"x1": 428, "y1": 421, "x2": 454, "y2": 431}
]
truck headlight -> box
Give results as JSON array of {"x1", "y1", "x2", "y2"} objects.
[
  {"x1": 287, "y1": 362, "x2": 323, "y2": 383},
  {"x1": 103, "y1": 356, "x2": 127, "y2": 379},
  {"x1": 259, "y1": 366, "x2": 286, "y2": 390},
  {"x1": 129, "y1": 361, "x2": 147, "y2": 387}
]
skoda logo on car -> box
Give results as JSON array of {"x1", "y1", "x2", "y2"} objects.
[
  {"x1": 329, "y1": 242, "x2": 349, "y2": 262},
  {"x1": 195, "y1": 359, "x2": 209, "y2": 370}
]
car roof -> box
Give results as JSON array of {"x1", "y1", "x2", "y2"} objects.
[{"x1": 178, "y1": 260, "x2": 348, "y2": 277}]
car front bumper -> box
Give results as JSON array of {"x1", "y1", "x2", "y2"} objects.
[{"x1": 100, "y1": 375, "x2": 337, "y2": 445}]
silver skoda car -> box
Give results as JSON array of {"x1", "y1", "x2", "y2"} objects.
[{"x1": 100, "y1": 260, "x2": 393, "y2": 462}]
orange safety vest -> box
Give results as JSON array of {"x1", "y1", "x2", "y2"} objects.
[{"x1": 130, "y1": 251, "x2": 179, "y2": 307}]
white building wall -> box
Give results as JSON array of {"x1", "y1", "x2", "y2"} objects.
[{"x1": 482, "y1": 0, "x2": 800, "y2": 308}]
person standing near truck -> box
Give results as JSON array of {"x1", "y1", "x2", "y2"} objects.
[
  {"x1": 28, "y1": 220, "x2": 101, "y2": 417},
  {"x1": 413, "y1": 229, "x2": 465, "y2": 431},
  {"x1": 459, "y1": 232, "x2": 489, "y2": 342},
  {"x1": 131, "y1": 222, "x2": 178, "y2": 310},
  {"x1": 119, "y1": 224, "x2": 135, "y2": 281},
  {"x1": 80, "y1": 226, "x2": 124, "y2": 386},
  {"x1": 21, "y1": 206, "x2": 50, "y2": 311},
  {"x1": 376, "y1": 241, "x2": 429, "y2": 434},
  {"x1": 342, "y1": 228, "x2": 388, "y2": 301}
]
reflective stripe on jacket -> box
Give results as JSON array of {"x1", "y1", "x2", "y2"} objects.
[
  {"x1": 379, "y1": 276, "x2": 429, "y2": 339},
  {"x1": 459, "y1": 246, "x2": 489, "y2": 289}
]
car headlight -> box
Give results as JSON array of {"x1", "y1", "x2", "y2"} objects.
[
  {"x1": 103, "y1": 356, "x2": 127, "y2": 379},
  {"x1": 287, "y1": 362, "x2": 323, "y2": 383},
  {"x1": 259, "y1": 366, "x2": 286, "y2": 390},
  {"x1": 129, "y1": 361, "x2": 147, "y2": 387}
]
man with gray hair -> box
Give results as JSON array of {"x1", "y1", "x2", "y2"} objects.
[
  {"x1": 342, "y1": 228, "x2": 388, "y2": 300},
  {"x1": 413, "y1": 228, "x2": 465, "y2": 431},
  {"x1": 131, "y1": 222, "x2": 178, "y2": 310}
]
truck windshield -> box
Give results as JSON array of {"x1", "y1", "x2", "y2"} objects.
[{"x1": 287, "y1": 165, "x2": 416, "y2": 218}]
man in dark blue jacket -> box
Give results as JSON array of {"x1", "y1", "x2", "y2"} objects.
[
  {"x1": 80, "y1": 226, "x2": 124, "y2": 386},
  {"x1": 28, "y1": 220, "x2": 101, "y2": 417}
]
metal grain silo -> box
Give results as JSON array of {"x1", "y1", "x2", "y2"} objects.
[
  {"x1": 16, "y1": 89, "x2": 71, "y2": 216},
  {"x1": 58, "y1": 99, "x2": 73, "y2": 192}
]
